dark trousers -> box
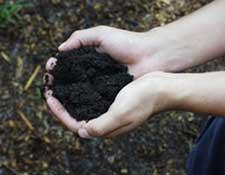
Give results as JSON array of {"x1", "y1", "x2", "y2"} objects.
[{"x1": 187, "y1": 117, "x2": 225, "y2": 175}]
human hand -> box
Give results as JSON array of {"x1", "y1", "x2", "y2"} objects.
[
  {"x1": 43, "y1": 72, "x2": 86, "y2": 133},
  {"x1": 43, "y1": 70, "x2": 174, "y2": 137},
  {"x1": 77, "y1": 72, "x2": 175, "y2": 138},
  {"x1": 43, "y1": 26, "x2": 167, "y2": 133},
  {"x1": 43, "y1": 25, "x2": 201, "y2": 136},
  {"x1": 58, "y1": 26, "x2": 149, "y2": 78},
  {"x1": 57, "y1": 25, "x2": 193, "y2": 78}
]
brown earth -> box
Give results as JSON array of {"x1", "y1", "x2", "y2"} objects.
[{"x1": 1, "y1": 0, "x2": 223, "y2": 175}]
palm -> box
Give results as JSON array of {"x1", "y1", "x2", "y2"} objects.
[{"x1": 99, "y1": 29, "x2": 149, "y2": 78}]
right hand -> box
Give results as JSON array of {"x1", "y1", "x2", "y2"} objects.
[{"x1": 77, "y1": 72, "x2": 175, "y2": 138}]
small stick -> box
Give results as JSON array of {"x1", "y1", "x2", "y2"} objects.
[
  {"x1": 0, "y1": 51, "x2": 11, "y2": 64},
  {"x1": 43, "y1": 136, "x2": 51, "y2": 144},
  {"x1": 23, "y1": 65, "x2": 41, "y2": 91},
  {"x1": 17, "y1": 110, "x2": 34, "y2": 130},
  {"x1": 2, "y1": 163, "x2": 20, "y2": 175}
]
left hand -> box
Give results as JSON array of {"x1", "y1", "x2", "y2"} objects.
[{"x1": 77, "y1": 72, "x2": 175, "y2": 138}]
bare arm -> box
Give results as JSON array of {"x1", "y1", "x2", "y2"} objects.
[
  {"x1": 169, "y1": 71, "x2": 225, "y2": 116},
  {"x1": 155, "y1": 0, "x2": 225, "y2": 72},
  {"x1": 79, "y1": 71, "x2": 225, "y2": 138},
  {"x1": 58, "y1": 1, "x2": 225, "y2": 75}
]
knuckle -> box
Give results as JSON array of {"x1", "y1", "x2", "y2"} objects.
[
  {"x1": 97, "y1": 25, "x2": 106, "y2": 29},
  {"x1": 151, "y1": 26, "x2": 162, "y2": 33},
  {"x1": 67, "y1": 123, "x2": 77, "y2": 132},
  {"x1": 89, "y1": 126, "x2": 104, "y2": 137},
  {"x1": 121, "y1": 115, "x2": 133, "y2": 124},
  {"x1": 120, "y1": 109, "x2": 136, "y2": 123},
  {"x1": 108, "y1": 105, "x2": 132, "y2": 124},
  {"x1": 66, "y1": 122, "x2": 74, "y2": 130},
  {"x1": 96, "y1": 25, "x2": 109, "y2": 31},
  {"x1": 71, "y1": 30, "x2": 81, "y2": 37},
  {"x1": 150, "y1": 27, "x2": 166, "y2": 36},
  {"x1": 56, "y1": 104, "x2": 65, "y2": 114}
]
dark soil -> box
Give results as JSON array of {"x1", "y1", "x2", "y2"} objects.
[{"x1": 50, "y1": 48, "x2": 133, "y2": 120}]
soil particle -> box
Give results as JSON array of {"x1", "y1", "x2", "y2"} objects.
[{"x1": 50, "y1": 47, "x2": 133, "y2": 121}]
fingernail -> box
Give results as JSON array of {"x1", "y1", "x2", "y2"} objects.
[
  {"x1": 78, "y1": 128, "x2": 92, "y2": 139},
  {"x1": 46, "y1": 57, "x2": 57, "y2": 71},
  {"x1": 43, "y1": 74, "x2": 49, "y2": 84},
  {"x1": 58, "y1": 43, "x2": 66, "y2": 50},
  {"x1": 45, "y1": 90, "x2": 53, "y2": 99}
]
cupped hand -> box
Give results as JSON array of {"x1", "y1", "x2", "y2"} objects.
[
  {"x1": 77, "y1": 72, "x2": 174, "y2": 138},
  {"x1": 57, "y1": 25, "x2": 171, "y2": 78},
  {"x1": 43, "y1": 25, "x2": 181, "y2": 136},
  {"x1": 43, "y1": 26, "x2": 153, "y2": 134}
]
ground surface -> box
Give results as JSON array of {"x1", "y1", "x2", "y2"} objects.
[{"x1": 1, "y1": 0, "x2": 224, "y2": 175}]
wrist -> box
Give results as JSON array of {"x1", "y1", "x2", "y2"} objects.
[
  {"x1": 142, "y1": 27, "x2": 198, "y2": 73},
  {"x1": 160, "y1": 73, "x2": 204, "y2": 112},
  {"x1": 143, "y1": 72, "x2": 181, "y2": 113},
  {"x1": 159, "y1": 72, "x2": 225, "y2": 116},
  {"x1": 143, "y1": 21, "x2": 215, "y2": 73}
]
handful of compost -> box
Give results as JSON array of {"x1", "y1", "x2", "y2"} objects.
[{"x1": 44, "y1": 47, "x2": 133, "y2": 121}]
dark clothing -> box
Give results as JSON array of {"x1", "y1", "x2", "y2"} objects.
[{"x1": 187, "y1": 117, "x2": 225, "y2": 175}]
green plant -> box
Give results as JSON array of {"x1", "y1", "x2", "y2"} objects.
[{"x1": 0, "y1": 0, "x2": 25, "y2": 27}]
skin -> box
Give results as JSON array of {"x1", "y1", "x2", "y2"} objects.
[{"x1": 44, "y1": 0, "x2": 225, "y2": 138}]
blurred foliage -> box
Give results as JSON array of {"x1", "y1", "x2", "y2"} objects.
[{"x1": 0, "y1": 0, "x2": 29, "y2": 27}]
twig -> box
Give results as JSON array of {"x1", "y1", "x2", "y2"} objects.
[
  {"x1": 43, "y1": 136, "x2": 51, "y2": 144},
  {"x1": 2, "y1": 163, "x2": 20, "y2": 175},
  {"x1": 23, "y1": 65, "x2": 41, "y2": 91},
  {"x1": 16, "y1": 110, "x2": 34, "y2": 130},
  {"x1": 0, "y1": 51, "x2": 11, "y2": 64}
]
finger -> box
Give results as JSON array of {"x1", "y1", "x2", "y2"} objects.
[
  {"x1": 46, "y1": 57, "x2": 57, "y2": 72},
  {"x1": 43, "y1": 86, "x2": 59, "y2": 121},
  {"x1": 95, "y1": 47, "x2": 105, "y2": 53},
  {"x1": 105, "y1": 123, "x2": 136, "y2": 138},
  {"x1": 45, "y1": 90, "x2": 80, "y2": 133},
  {"x1": 43, "y1": 73, "x2": 54, "y2": 86},
  {"x1": 47, "y1": 102, "x2": 86, "y2": 128},
  {"x1": 47, "y1": 102, "x2": 86, "y2": 130},
  {"x1": 44, "y1": 88, "x2": 60, "y2": 121},
  {"x1": 46, "y1": 104, "x2": 59, "y2": 121},
  {"x1": 58, "y1": 26, "x2": 105, "y2": 51},
  {"x1": 45, "y1": 95, "x2": 61, "y2": 122},
  {"x1": 78, "y1": 110, "x2": 129, "y2": 138}
]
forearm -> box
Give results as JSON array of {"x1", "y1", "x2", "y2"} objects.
[
  {"x1": 148, "y1": 0, "x2": 225, "y2": 72},
  {"x1": 167, "y1": 72, "x2": 225, "y2": 116}
]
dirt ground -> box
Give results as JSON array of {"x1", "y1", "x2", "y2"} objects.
[{"x1": 2, "y1": 0, "x2": 224, "y2": 175}]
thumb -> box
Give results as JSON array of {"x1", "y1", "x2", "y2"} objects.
[
  {"x1": 78, "y1": 109, "x2": 128, "y2": 138},
  {"x1": 58, "y1": 26, "x2": 107, "y2": 51}
]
